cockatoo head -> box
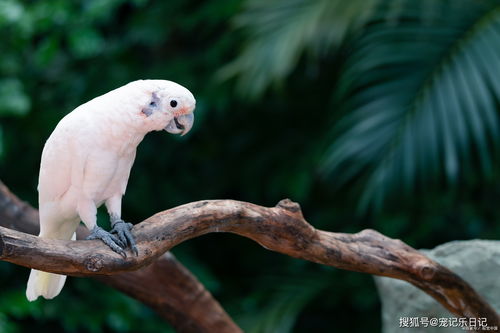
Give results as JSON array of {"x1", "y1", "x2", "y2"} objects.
[{"x1": 128, "y1": 80, "x2": 196, "y2": 136}]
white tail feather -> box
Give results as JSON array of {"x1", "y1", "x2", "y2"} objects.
[
  {"x1": 26, "y1": 270, "x2": 67, "y2": 301},
  {"x1": 26, "y1": 232, "x2": 75, "y2": 301}
]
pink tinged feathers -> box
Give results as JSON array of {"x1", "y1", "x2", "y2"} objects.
[{"x1": 26, "y1": 79, "x2": 195, "y2": 301}]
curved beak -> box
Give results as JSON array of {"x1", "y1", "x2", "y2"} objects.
[{"x1": 164, "y1": 113, "x2": 194, "y2": 136}]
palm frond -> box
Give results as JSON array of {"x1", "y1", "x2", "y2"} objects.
[
  {"x1": 237, "y1": 274, "x2": 328, "y2": 333},
  {"x1": 217, "y1": 0, "x2": 378, "y2": 97},
  {"x1": 322, "y1": 1, "x2": 500, "y2": 211}
]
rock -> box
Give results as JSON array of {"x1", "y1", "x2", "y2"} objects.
[{"x1": 374, "y1": 240, "x2": 500, "y2": 333}]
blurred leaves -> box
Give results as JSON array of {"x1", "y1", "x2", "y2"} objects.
[
  {"x1": 218, "y1": 0, "x2": 379, "y2": 97},
  {"x1": 236, "y1": 274, "x2": 329, "y2": 333},
  {"x1": 0, "y1": 263, "x2": 174, "y2": 333},
  {"x1": 0, "y1": 0, "x2": 499, "y2": 332},
  {"x1": 0, "y1": 79, "x2": 30, "y2": 116},
  {"x1": 322, "y1": 1, "x2": 500, "y2": 211},
  {"x1": 68, "y1": 27, "x2": 105, "y2": 58},
  {"x1": 0, "y1": 0, "x2": 23, "y2": 25},
  {"x1": 224, "y1": 0, "x2": 500, "y2": 212}
]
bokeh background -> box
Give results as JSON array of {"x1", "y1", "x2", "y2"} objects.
[{"x1": 1, "y1": 0, "x2": 500, "y2": 332}]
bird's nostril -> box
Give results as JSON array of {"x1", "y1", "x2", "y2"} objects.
[{"x1": 174, "y1": 117, "x2": 184, "y2": 130}]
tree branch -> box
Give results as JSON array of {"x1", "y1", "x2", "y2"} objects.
[
  {"x1": 1, "y1": 183, "x2": 498, "y2": 329},
  {"x1": 0, "y1": 181, "x2": 241, "y2": 333}
]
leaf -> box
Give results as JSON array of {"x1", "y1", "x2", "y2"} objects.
[
  {"x1": 218, "y1": 0, "x2": 379, "y2": 98},
  {"x1": 0, "y1": 127, "x2": 3, "y2": 160},
  {"x1": 321, "y1": 1, "x2": 500, "y2": 211},
  {"x1": 34, "y1": 36, "x2": 60, "y2": 67},
  {"x1": 0, "y1": 0, "x2": 24, "y2": 25},
  {"x1": 238, "y1": 274, "x2": 329, "y2": 333},
  {"x1": 68, "y1": 27, "x2": 105, "y2": 59},
  {"x1": 0, "y1": 78, "x2": 31, "y2": 116}
]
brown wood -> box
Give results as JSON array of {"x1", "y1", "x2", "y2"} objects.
[
  {"x1": 95, "y1": 252, "x2": 238, "y2": 333},
  {"x1": 0, "y1": 181, "x2": 241, "y2": 333},
  {"x1": 0, "y1": 181, "x2": 499, "y2": 330}
]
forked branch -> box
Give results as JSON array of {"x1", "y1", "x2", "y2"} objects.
[
  {"x1": 0, "y1": 196, "x2": 498, "y2": 328},
  {"x1": 0, "y1": 181, "x2": 241, "y2": 333}
]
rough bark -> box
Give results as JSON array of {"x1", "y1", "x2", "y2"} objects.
[
  {"x1": 0, "y1": 181, "x2": 241, "y2": 333},
  {"x1": 1, "y1": 182, "x2": 499, "y2": 330}
]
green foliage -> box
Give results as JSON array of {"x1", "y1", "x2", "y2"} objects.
[
  {"x1": 236, "y1": 274, "x2": 329, "y2": 333},
  {"x1": 218, "y1": 0, "x2": 379, "y2": 97},
  {"x1": 0, "y1": 263, "x2": 174, "y2": 333},
  {"x1": 323, "y1": 0, "x2": 500, "y2": 211},
  {"x1": 0, "y1": 0, "x2": 499, "y2": 332},
  {"x1": 226, "y1": 0, "x2": 500, "y2": 212},
  {"x1": 0, "y1": 79, "x2": 30, "y2": 116}
]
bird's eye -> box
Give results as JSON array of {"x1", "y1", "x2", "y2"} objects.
[
  {"x1": 170, "y1": 100, "x2": 178, "y2": 108},
  {"x1": 149, "y1": 101, "x2": 157, "y2": 107}
]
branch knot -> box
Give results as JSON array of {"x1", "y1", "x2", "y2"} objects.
[
  {"x1": 413, "y1": 259, "x2": 436, "y2": 281},
  {"x1": 419, "y1": 265, "x2": 436, "y2": 281},
  {"x1": 84, "y1": 254, "x2": 104, "y2": 272},
  {"x1": 276, "y1": 199, "x2": 301, "y2": 213}
]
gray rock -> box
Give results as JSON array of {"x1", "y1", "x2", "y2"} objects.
[{"x1": 374, "y1": 240, "x2": 500, "y2": 333}]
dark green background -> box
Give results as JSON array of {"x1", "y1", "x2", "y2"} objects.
[{"x1": 0, "y1": 0, "x2": 499, "y2": 332}]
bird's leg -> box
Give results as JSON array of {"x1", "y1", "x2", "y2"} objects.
[
  {"x1": 105, "y1": 195, "x2": 138, "y2": 256},
  {"x1": 109, "y1": 214, "x2": 138, "y2": 256},
  {"x1": 78, "y1": 198, "x2": 127, "y2": 257}
]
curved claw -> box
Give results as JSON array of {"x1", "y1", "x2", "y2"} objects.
[
  {"x1": 86, "y1": 226, "x2": 126, "y2": 257},
  {"x1": 110, "y1": 220, "x2": 138, "y2": 256}
]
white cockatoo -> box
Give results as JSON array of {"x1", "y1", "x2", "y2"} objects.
[{"x1": 26, "y1": 79, "x2": 195, "y2": 301}]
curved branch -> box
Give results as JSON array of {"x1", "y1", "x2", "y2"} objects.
[
  {"x1": 0, "y1": 197, "x2": 498, "y2": 327},
  {"x1": 95, "y1": 252, "x2": 238, "y2": 333},
  {"x1": 0, "y1": 181, "x2": 241, "y2": 333}
]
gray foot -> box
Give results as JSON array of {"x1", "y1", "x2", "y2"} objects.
[
  {"x1": 86, "y1": 226, "x2": 126, "y2": 257},
  {"x1": 110, "y1": 220, "x2": 138, "y2": 256}
]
